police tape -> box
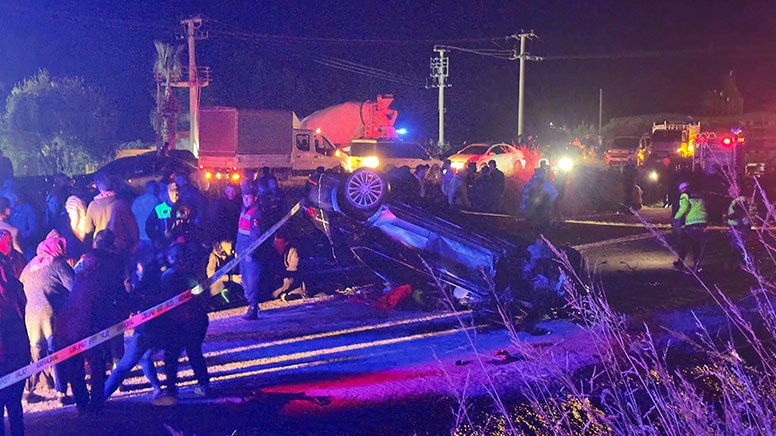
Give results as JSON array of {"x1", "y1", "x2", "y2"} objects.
[{"x1": 0, "y1": 201, "x2": 302, "y2": 391}]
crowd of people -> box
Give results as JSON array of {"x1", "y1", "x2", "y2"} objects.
[
  {"x1": 381, "y1": 159, "x2": 510, "y2": 214},
  {"x1": 0, "y1": 161, "x2": 308, "y2": 432}
]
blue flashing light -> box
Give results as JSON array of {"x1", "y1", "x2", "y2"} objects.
[{"x1": 395, "y1": 128, "x2": 408, "y2": 136}]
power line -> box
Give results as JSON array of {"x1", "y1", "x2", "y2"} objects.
[
  {"x1": 433, "y1": 44, "x2": 516, "y2": 60},
  {"x1": 206, "y1": 17, "x2": 504, "y2": 46},
  {"x1": 204, "y1": 24, "x2": 427, "y2": 87}
]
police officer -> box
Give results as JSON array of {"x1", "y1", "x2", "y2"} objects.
[{"x1": 673, "y1": 182, "x2": 708, "y2": 272}]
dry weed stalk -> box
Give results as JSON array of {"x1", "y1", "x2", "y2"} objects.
[{"x1": 442, "y1": 162, "x2": 776, "y2": 434}]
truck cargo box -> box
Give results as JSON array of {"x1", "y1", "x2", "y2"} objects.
[{"x1": 199, "y1": 107, "x2": 299, "y2": 158}]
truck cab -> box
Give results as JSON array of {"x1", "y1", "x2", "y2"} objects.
[
  {"x1": 291, "y1": 129, "x2": 346, "y2": 173},
  {"x1": 650, "y1": 121, "x2": 700, "y2": 160},
  {"x1": 604, "y1": 136, "x2": 651, "y2": 167}
]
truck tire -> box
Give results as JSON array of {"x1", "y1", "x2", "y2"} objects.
[{"x1": 341, "y1": 168, "x2": 385, "y2": 217}]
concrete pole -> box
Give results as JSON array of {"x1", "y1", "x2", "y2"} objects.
[
  {"x1": 183, "y1": 16, "x2": 202, "y2": 157},
  {"x1": 517, "y1": 34, "x2": 527, "y2": 139},
  {"x1": 435, "y1": 48, "x2": 447, "y2": 148}
]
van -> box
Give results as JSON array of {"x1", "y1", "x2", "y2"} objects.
[{"x1": 345, "y1": 139, "x2": 441, "y2": 172}]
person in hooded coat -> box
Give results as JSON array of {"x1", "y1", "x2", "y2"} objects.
[
  {"x1": 19, "y1": 230, "x2": 73, "y2": 404},
  {"x1": 54, "y1": 229, "x2": 127, "y2": 413},
  {"x1": 0, "y1": 230, "x2": 31, "y2": 435}
]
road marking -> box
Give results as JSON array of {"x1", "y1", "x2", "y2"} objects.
[
  {"x1": 205, "y1": 309, "x2": 474, "y2": 358},
  {"x1": 572, "y1": 231, "x2": 669, "y2": 251}
]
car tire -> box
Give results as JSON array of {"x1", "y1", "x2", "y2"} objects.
[{"x1": 340, "y1": 168, "x2": 385, "y2": 218}]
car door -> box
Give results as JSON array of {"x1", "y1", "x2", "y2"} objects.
[{"x1": 488, "y1": 144, "x2": 510, "y2": 174}]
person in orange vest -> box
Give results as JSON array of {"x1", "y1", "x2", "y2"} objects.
[{"x1": 235, "y1": 185, "x2": 266, "y2": 320}]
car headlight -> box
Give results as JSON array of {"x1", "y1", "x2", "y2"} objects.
[
  {"x1": 362, "y1": 156, "x2": 380, "y2": 168},
  {"x1": 558, "y1": 157, "x2": 573, "y2": 171}
]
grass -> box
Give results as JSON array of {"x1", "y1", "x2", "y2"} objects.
[{"x1": 444, "y1": 163, "x2": 776, "y2": 435}]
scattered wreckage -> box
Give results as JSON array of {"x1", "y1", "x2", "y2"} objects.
[{"x1": 301, "y1": 168, "x2": 584, "y2": 328}]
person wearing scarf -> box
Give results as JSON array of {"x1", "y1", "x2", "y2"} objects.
[{"x1": 19, "y1": 230, "x2": 74, "y2": 404}]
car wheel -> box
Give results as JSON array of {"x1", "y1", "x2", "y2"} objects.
[{"x1": 344, "y1": 168, "x2": 385, "y2": 211}]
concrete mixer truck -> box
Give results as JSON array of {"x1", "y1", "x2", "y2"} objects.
[{"x1": 300, "y1": 94, "x2": 439, "y2": 172}]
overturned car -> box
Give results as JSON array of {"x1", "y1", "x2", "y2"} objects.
[{"x1": 301, "y1": 168, "x2": 583, "y2": 327}]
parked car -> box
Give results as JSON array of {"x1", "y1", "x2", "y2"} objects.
[
  {"x1": 448, "y1": 142, "x2": 525, "y2": 176},
  {"x1": 89, "y1": 151, "x2": 207, "y2": 194},
  {"x1": 345, "y1": 139, "x2": 441, "y2": 172}
]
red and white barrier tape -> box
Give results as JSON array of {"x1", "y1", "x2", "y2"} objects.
[{"x1": 0, "y1": 201, "x2": 301, "y2": 391}]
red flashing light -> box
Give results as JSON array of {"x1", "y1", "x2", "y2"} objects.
[{"x1": 721, "y1": 137, "x2": 733, "y2": 147}]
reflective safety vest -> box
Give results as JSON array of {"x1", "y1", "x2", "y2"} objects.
[
  {"x1": 237, "y1": 206, "x2": 257, "y2": 237},
  {"x1": 154, "y1": 202, "x2": 172, "y2": 220}
]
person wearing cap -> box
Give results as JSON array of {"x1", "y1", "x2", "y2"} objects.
[{"x1": 672, "y1": 181, "x2": 708, "y2": 271}]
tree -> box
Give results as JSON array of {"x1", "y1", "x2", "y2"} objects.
[
  {"x1": 152, "y1": 41, "x2": 184, "y2": 149},
  {"x1": 702, "y1": 71, "x2": 744, "y2": 116},
  {"x1": 2, "y1": 69, "x2": 118, "y2": 175}
]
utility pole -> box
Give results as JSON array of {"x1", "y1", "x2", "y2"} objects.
[
  {"x1": 509, "y1": 32, "x2": 540, "y2": 140},
  {"x1": 179, "y1": 15, "x2": 209, "y2": 158},
  {"x1": 430, "y1": 47, "x2": 451, "y2": 148}
]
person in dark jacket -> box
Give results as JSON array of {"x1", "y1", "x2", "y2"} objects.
[
  {"x1": 146, "y1": 182, "x2": 182, "y2": 251},
  {"x1": 204, "y1": 184, "x2": 241, "y2": 246},
  {"x1": 0, "y1": 225, "x2": 26, "y2": 280},
  {"x1": 156, "y1": 242, "x2": 210, "y2": 404},
  {"x1": 19, "y1": 230, "x2": 73, "y2": 404},
  {"x1": 269, "y1": 231, "x2": 306, "y2": 302},
  {"x1": 0, "y1": 230, "x2": 31, "y2": 435},
  {"x1": 54, "y1": 229, "x2": 128, "y2": 413},
  {"x1": 488, "y1": 160, "x2": 506, "y2": 212},
  {"x1": 621, "y1": 158, "x2": 638, "y2": 213},
  {"x1": 103, "y1": 253, "x2": 165, "y2": 402},
  {"x1": 0, "y1": 149, "x2": 13, "y2": 188}
]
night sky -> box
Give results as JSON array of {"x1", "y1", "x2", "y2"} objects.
[{"x1": 1, "y1": 0, "x2": 774, "y2": 146}]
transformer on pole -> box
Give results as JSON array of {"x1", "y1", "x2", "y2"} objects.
[{"x1": 179, "y1": 15, "x2": 209, "y2": 158}]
